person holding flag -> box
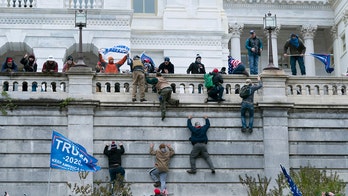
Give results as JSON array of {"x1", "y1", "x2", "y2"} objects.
[{"x1": 284, "y1": 33, "x2": 307, "y2": 75}]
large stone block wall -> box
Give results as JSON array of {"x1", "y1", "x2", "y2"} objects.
[{"x1": 1, "y1": 71, "x2": 348, "y2": 195}]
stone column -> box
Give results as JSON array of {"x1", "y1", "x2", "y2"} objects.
[
  {"x1": 331, "y1": 25, "x2": 341, "y2": 76},
  {"x1": 259, "y1": 71, "x2": 293, "y2": 189},
  {"x1": 228, "y1": 22, "x2": 244, "y2": 60},
  {"x1": 301, "y1": 25, "x2": 317, "y2": 76},
  {"x1": 65, "y1": 66, "x2": 98, "y2": 190},
  {"x1": 222, "y1": 33, "x2": 232, "y2": 68}
]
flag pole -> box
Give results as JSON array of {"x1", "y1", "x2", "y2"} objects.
[
  {"x1": 286, "y1": 54, "x2": 333, "y2": 57},
  {"x1": 47, "y1": 168, "x2": 52, "y2": 196}
]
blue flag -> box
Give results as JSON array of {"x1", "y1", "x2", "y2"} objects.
[
  {"x1": 311, "y1": 53, "x2": 334, "y2": 73},
  {"x1": 50, "y1": 131, "x2": 100, "y2": 172},
  {"x1": 280, "y1": 164, "x2": 303, "y2": 196},
  {"x1": 140, "y1": 52, "x2": 156, "y2": 67}
]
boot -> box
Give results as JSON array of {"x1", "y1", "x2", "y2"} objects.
[{"x1": 153, "y1": 181, "x2": 161, "y2": 187}]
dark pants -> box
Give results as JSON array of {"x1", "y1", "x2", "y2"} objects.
[
  {"x1": 232, "y1": 64, "x2": 246, "y2": 75},
  {"x1": 241, "y1": 101, "x2": 254, "y2": 129},
  {"x1": 109, "y1": 166, "x2": 125, "y2": 182},
  {"x1": 189, "y1": 143, "x2": 214, "y2": 171},
  {"x1": 290, "y1": 56, "x2": 306, "y2": 75},
  {"x1": 208, "y1": 85, "x2": 224, "y2": 100},
  {"x1": 159, "y1": 87, "x2": 179, "y2": 117}
]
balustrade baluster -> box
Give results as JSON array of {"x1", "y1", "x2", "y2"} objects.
[
  {"x1": 18, "y1": 0, "x2": 21, "y2": 7},
  {"x1": 12, "y1": 0, "x2": 16, "y2": 7}
]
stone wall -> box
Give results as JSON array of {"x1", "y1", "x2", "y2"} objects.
[{"x1": 0, "y1": 69, "x2": 348, "y2": 195}]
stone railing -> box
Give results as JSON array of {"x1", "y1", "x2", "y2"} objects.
[
  {"x1": 2, "y1": 70, "x2": 348, "y2": 106},
  {"x1": 0, "y1": 0, "x2": 35, "y2": 8}
]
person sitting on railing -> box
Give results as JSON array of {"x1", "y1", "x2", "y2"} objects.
[
  {"x1": 228, "y1": 56, "x2": 249, "y2": 76},
  {"x1": 20, "y1": 54, "x2": 37, "y2": 72},
  {"x1": 62, "y1": 55, "x2": 75, "y2": 72},
  {"x1": 99, "y1": 53, "x2": 127, "y2": 74},
  {"x1": 206, "y1": 68, "x2": 225, "y2": 102},
  {"x1": 42, "y1": 55, "x2": 58, "y2": 73},
  {"x1": 1, "y1": 57, "x2": 18, "y2": 73},
  {"x1": 146, "y1": 72, "x2": 179, "y2": 120}
]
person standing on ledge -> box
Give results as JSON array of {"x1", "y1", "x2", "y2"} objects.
[
  {"x1": 187, "y1": 54, "x2": 206, "y2": 74},
  {"x1": 245, "y1": 30, "x2": 263, "y2": 75},
  {"x1": 186, "y1": 115, "x2": 215, "y2": 174},
  {"x1": 283, "y1": 33, "x2": 306, "y2": 75}
]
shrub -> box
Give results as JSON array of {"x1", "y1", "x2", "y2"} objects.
[{"x1": 239, "y1": 165, "x2": 346, "y2": 196}]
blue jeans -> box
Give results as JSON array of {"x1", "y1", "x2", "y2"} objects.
[
  {"x1": 109, "y1": 166, "x2": 125, "y2": 182},
  {"x1": 248, "y1": 54, "x2": 259, "y2": 75},
  {"x1": 241, "y1": 101, "x2": 254, "y2": 129},
  {"x1": 290, "y1": 56, "x2": 306, "y2": 75},
  {"x1": 149, "y1": 167, "x2": 168, "y2": 191}
]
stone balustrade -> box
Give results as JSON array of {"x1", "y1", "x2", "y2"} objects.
[{"x1": 2, "y1": 71, "x2": 348, "y2": 106}]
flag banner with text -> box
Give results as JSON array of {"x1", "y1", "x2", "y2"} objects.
[
  {"x1": 99, "y1": 45, "x2": 130, "y2": 61},
  {"x1": 50, "y1": 131, "x2": 100, "y2": 172}
]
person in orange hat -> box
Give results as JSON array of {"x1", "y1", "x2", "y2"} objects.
[{"x1": 99, "y1": 53, "x2": 128, "y2": 74}]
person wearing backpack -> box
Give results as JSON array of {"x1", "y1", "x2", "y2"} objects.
[
  {"x1": 206, "y1": 68, "x2": 225, "y2": 102},
  {"x1": 240, "y1": 75, "x2": 262, "y2": 133}
]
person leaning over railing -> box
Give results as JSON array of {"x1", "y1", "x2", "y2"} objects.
[
  {"x1": 1, "y1": 57, "x2": 18, "y2": 73},
  {"x1": 20, "y1": 53, "x2": 37, "y2": 72},
  {"x1": 42, "y1": 55, "x2": 58, "y2": 73}
]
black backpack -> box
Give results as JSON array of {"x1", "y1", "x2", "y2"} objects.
[{"x1": 239, "y1": 85, "x2": 251, "y2": 99}]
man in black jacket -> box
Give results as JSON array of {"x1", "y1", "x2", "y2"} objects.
[
  {"x1": 186, "y1": 115, "x2": 215, "y2": 174},
  {"x1": 186, "y1": 54, "x2": 206, "y2": 74},
  {"x1": 103, "y1": 141, "x2": 125, "y2": 182}
]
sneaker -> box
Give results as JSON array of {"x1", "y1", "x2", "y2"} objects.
[
  {"x1": 132, "y1": 98, "x2": 136, "y2": 102},
  {"x1": 248, "y1": 128, "x2": 253, "y2": 133},
  {"x1": 153, "y1": 181, "x2": 161, "y2": 187},
  {"x1": 241, "y1": 128, "x2": 247, "y2": 133},
  {"x1": 186, "y1": 169, "x2": 196, "y2": 174},
  {"x1": 140, "y1": 98, "x2": 147, "y2": 102},
  {"x1": 218, "y1": 98, "x2": 225, "y2": 102},
  {"x1": 211, "y1": 169, "x2": 215, "y2": 174}
]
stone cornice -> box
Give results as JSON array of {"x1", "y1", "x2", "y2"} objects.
[
  {"x1": 131, "y1": 37, "x2": 222, "y2": 47},
  {"x1": 225, "y1": 0, "x2": 329, "y2": 6},
  {"x1": 0, "y1": 15, "x2": 130, "y2": 28},
  {"x1": 224, "y1": 1, "x2": 332, "y2": 9}
]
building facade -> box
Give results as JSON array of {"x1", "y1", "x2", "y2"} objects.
[{"x1": 0, "y1": 0, "x2": 347, "y2": 75}]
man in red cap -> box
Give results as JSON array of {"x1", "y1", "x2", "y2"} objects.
[
  {"x1": 1, "y1": 57, "x2": 18, "y2": 72},
  {"x1": 206, "y1": 68, "x2": 225, "y2": 102}
]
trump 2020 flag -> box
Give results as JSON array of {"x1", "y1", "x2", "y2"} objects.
[
  {"x1": 280, "y1": 164, "x2": 303, "y2": 196},
  {"x1": 50, "y1": 131, "x2": 100, "y2": 172},
  {"x1": 311, "y1": 53, "x2": 334, "y2": 73}
]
